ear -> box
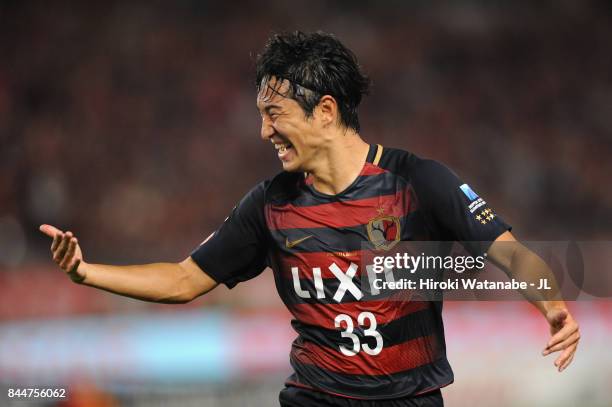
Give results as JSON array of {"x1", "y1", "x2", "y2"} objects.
[{"x1": 316, "y1": 95, "x2": 339, "y2": 127}]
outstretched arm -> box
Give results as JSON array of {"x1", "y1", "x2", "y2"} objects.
[
  {"x1": 487, "y1": 231, "x2": 580, "y2": 372},
  {"x1": 39, "y1": 224, "x2": 218, "y2": 303}
]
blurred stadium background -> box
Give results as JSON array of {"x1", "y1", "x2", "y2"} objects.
[{"x1": 1, "y1": 1, "x2": 611, "y2": 406}]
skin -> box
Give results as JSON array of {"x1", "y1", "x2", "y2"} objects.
[
  {"x1": 488, "y1": 231, "x2": 580, "y2": 372},
  {"x1": 257, "y1": 77, "x2": 370, "y2": 194},
  {"x1": 40, "y1": 76, "x2": 579, "y2": 372},
  {"x1": 39, "y1": 225, "x2": 217, "y2": 303}
]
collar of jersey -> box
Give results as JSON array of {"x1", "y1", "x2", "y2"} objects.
[{"x1": 303, "y1": 144, "x2": 377, "y2": 200}]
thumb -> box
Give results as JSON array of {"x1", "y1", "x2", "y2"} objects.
[
  {"x1": 548, "y1": 309, "x2": 568, "y2": 328},
  {"x1": 39, "y1": 224, "x2": 63, "y2": 238}
]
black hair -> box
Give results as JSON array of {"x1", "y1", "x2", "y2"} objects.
[{"x1": 255, "y1": 31, "x2": 370, "y2": 132}]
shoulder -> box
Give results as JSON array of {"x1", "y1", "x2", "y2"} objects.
[
  {"x1": 377, "y1": 146, "x2": 459, "y2": 190},
  {"x1": 263, "y1": 171, "x2": 304, "y2": 205},
  {"x1": 239, "y1": 171, "x2": 304, "y2": 211},
  {"x1": 376, "y1": 146, "x2": 417, "y2": 174}
]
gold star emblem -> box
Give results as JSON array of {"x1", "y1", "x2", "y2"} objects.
[
  {"x1": 476, "y1": 215, "x2": 482, "y2": 221},
  {"x1": 377, "y1": 207, "x2": 385, "y2": 215},
  {"x1": 481, "y1": 220, "x2": 487, "y2": 225}
]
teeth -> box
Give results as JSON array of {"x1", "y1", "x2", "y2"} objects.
[{"x1": 274, "y1": 143, "x2": 291, "y2": 153}]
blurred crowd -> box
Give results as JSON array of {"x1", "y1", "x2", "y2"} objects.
[
  {"x1": 1, "y1": 0, "x2": 611, "y2": 269},
  {"x1": 1, "y1": 5, "x2": 610, "y2": 405}
]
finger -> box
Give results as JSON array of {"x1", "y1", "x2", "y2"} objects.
[
  {"x1": 554, "y1": 342, "x2": 577, "y2": 367},
  {"x1": 52, "y1": 234, "x2": 68, "y2": 262},
  {"x1": 39, "y1": 224, "x2": 63, "y2": 238},
  {"x1": 60, "y1": 232, "x2": 75, "y2": 260},
  {"x1": 546, "y1": 322, "x2": 578, "y2": 349},
  {"x1": 559, "y1": 352, "x2": 575, "y2": 372},
  {"x1": 53, "y1": 233, "x2": 72, "y2": 263},
  {"x1": 51, "y1": 233, "x2": 63, "y2": 252},
  {"x1": 555, "y1": 343, "x2": 577, "y2": 371},
  {"x1": 543, "y1": 331, "x2": 580, "y2": 355},
  {"x1": 544, "y1": 335, "x2": 579, "y2": 356},
  {"x1": 60, "y1": 238, "x2": 77, "y2": 270}
]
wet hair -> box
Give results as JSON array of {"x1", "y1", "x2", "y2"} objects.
[{"x1": 255, "y1": 31, "x2": 371, "y2": 132}]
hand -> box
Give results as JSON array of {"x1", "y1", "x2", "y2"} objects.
[
  {"x1": 542, "y1": 308, "x2": 580, "y2": 372},
  {"x1": 39, "y1": 224, "x2": 86, "y2": 283}
]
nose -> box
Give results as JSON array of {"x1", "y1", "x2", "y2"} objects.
[{"x1": 260, "y1": 117, "x2": 275, "y2": 141}]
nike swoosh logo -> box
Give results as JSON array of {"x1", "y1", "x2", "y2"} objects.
[{"x1": 286, "y1": 235, "x2": 313, "y2": 248}]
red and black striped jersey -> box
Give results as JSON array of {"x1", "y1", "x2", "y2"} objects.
[{"x1": 191, "y1": 144, "x2": 510, "y2": 399}]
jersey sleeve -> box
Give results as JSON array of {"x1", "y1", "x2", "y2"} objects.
[
  {"x1": 190, "y1": 182, "x2": 269, "y2": 288},
  {"x1": 411, "y1": 159, "x2": 511, "y2": 255}
]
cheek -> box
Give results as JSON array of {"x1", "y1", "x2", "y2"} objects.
[
  {"x1": 275, "y1": 121, "x2": 304, "y2": 142},
  {"x1": 271, "y1": 120, "x2": 292, "y2": 136},
  {"x1": 275, "y1": 117, "x2": 318, "y2": 149}
]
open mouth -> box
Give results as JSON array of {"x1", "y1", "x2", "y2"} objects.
[{"x1": 274, "y1": 141, "x2": 294, "y2": 158}]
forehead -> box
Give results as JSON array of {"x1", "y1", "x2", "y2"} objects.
[{"x1": 256, "y1": 77, "x2": 293, "y2": 110}]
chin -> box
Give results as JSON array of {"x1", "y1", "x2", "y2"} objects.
[
  {"x1": 281, "y1": 162, "x2": 302, "y2": 172},
  {"x1": 281, "y1": 158, "x2": 305, "y2": 173}
]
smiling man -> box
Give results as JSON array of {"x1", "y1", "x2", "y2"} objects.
[{"x1": 41, "y1": 31, "x2": 579, "y2": 406}]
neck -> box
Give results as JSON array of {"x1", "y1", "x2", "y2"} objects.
[{"x1": 309, "y1": 130, "x2": 370, "y2": 195}]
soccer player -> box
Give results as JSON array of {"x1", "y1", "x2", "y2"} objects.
[{"x1": 40, "y1": 31, "x2": 579, "y2": 406}]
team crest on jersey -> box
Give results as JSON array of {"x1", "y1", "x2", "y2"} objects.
[{"x1": 366, "y1": 210, "x2": 401, "y2": 251}]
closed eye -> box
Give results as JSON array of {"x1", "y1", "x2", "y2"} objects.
[{"x1": 264, "y1": 105, "x2": 282, "y2": 118}]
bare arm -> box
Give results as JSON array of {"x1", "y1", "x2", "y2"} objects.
[
  {"x1": 487, "y1": 231, "x2": 564, "y2": 313},
  {"x1": 487, "y1": 231, "x2": 580, "y2": 372},
  {"x1": 39, "y1": 224, "x2": 218, "y2": 303}
]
